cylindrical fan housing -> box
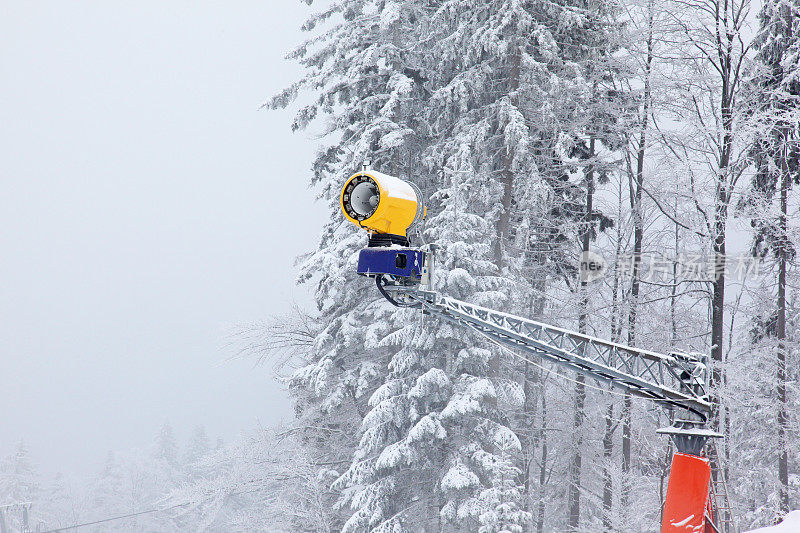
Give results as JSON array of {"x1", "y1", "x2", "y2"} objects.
[{"x1": 340, "y1": 170, "x2": 422, "y2": 238}]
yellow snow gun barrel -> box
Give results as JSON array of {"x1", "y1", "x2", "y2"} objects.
[{"x1": 340, "y1": 169, "x2": 425, "y2": 246}]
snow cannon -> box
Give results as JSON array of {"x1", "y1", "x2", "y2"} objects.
[
  {"x1": 340, "y1": 168, "x2": 425, "y2": 247},
  {"x1": 341, "y1": 167, "x2": 430, "y2": 293}
]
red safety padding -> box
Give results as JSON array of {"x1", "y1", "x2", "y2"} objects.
[{"x1": 661, "y1": 452, "x2": 711, "y2": 533}]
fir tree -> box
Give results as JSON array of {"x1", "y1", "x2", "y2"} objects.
[
  {"x1": 184, "y1": 425, "x2": 211, "y2": 468},
  {"x1": 740, "y1": 0, "x2": 800, "y2": 518},
  {"x1": 268, "y1": 0, "x2": 436, "y2": 529},
  {"x1": 0, "y1": 440, "x2": 39, "y2": 505}
]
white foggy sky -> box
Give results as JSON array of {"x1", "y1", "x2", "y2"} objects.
[{"x1": 0, "y1": 2, "x2": 325, "y2": 477}]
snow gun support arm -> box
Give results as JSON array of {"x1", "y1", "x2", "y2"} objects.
[{"x1": 383, "y1": 255, "x2": 712, "y2": 421}]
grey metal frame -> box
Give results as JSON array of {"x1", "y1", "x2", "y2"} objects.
[{"x1": 386, "y1": 285, "x2": 712, "y2": 418}]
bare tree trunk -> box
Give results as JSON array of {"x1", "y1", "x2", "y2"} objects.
[
  {"x1": 569, "y1": 378, "x2": 586, "y2": 530},
  {"x1": 537, "y1": 393, "x2": 548, "y2": 533},
  {"x1": 662, "y1": 194, "x2": 680, "y2": 526},
  {"x1": 494, "y1": 51, "x2": 520, "y2": 267},
  {"x1": 622, "y1": 5, "x2": 653, "y2": 514},
  {"x1": 777, "y1": 124, "x2": 790, "y2": 515},
  {"x1": 522, "y1": 356, "x2": 533, "y2": 528},
  {"x1": 569, "y1": 137, "x2": 595, "y2": 530},
  {"x1": 710, "y1": 195, "x2": 727, "y2": 433},
  {"x1": 603, "y1": 152, "x2": 627, "y2": 532},
  {"x1": 659, "y1": 437, "x2": 673, "y2": 526},
  {"x1": 621, "y1": 393, "x2": 632, "y2": 514},
  {"x1": 775, "y1": 2, "x2": 792, "y2": 515},
  {"x1": 671, "y1": 195, "x2": 680, "y2": 346},
  {"x1": 709, "y1": 0, "x2": 740, "y2": 436},
  {"x1": 521, "y1": 361, "x2": 542, "y2": 531},
  {"x1": 602, "y1": 403, "x2": 615, "y2": 531},
  {"x1": 707, "y1": 63, "x2": 734, "y2": 510},
  {"x1": 523, "y1": 291, "x2": 547, "y2": 531}
]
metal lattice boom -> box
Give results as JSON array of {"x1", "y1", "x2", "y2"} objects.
[{"x1": 387, "y1": 286, "x2": 711, "y2": 417}]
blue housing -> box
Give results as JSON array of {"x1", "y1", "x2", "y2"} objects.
[{"x1": 357, "y1": 247, "x2": 425, "y2": 280}]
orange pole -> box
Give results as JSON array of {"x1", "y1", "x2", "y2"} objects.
[{"x1": 661, "y1": 452, "x2": 712, "y2": 532}]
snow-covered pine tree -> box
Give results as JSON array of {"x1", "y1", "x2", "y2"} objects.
[
  {"x1": 183, "y1": 425, "x2": 211, "y2": 469},
  {"x1": 735, "y1": 0, "x2": 800, "y2": 520},
  {"x1": 418, "y1": 0, "x2": 624, "y2": 529},
  {"x1": 268, "y1": 1, "x2": 437, "y2": 529},
  {"x1": 0, "y1": 441, "x2": 39, "y2": 531},
  {"x1": 0, "y1": 441, "x2": 39, "y2": 506},
  {"x1": 727, "y1": 284, "x2": 800, "y2": 529},
  {"x1": 169, "y1": 427, "x2": 338, "y2": 532},
  {"x1": 271, "y1": 1, "x2": 628, "y2": 530},
  {"x1": 0, "y1": 443, "x2": 85, "y2": 532},
  {"x1": 37, "y1": 472, "x2": 85, "y2": 531},
  {"x1": 88, "y1": 452, "x2": 130, "y2": 530},
  {"x1": 81, "y1": 426, "x2": 190, "y2": 532},
  {"x1": 413, "y1": 2, "x2": 584, "y2": 530},
  {"x1": 155, "y1": 421, "x2": 179, "y2": 467},
  {"x1": 39, "y1": 471, "x2": 87, "y2": 532},
  {"x1": 272, "y1": 0, "x2": 566, "y2": 529}
]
